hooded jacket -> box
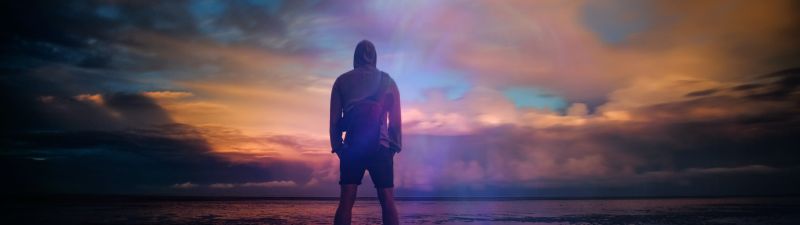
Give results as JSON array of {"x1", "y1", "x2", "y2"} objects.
[{"x1": 329, "y1": 40, "x2": 402, "y2": 153}]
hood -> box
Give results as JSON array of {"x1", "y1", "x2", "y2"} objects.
[{"x1": 353, "y1": 40, "x2": 377, "y2": 68}]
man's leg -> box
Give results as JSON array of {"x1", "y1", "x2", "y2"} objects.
[
  {"x1": 377, "y1": 187, "x2": 399, "y2": 225},
  {"x1": 334, "y1": 184, "x2": 358, "y2": 225}
]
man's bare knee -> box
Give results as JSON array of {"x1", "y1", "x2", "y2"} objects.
[
  {"x1": 339, "y1": 184, "x2": 358, "y2": 206},
  {"x1": 376, "y1": 188, "x2": 394, "y2": 204}
]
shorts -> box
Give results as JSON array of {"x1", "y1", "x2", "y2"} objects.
[{"x1": 337, "y1": 145, "x2": 396, "y2": 188}]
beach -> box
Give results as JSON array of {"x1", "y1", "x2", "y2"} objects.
[{"x1": 4, "y1": 197, "x2": 799, "y2": 224}]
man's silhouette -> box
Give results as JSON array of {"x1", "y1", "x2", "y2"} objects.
[{"x1": 330, "y1": 40, "x2": 402, "y2": 225}]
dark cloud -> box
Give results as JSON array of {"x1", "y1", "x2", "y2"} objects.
[
  {"x1": 1, "y1": 124, "x2": 313, "y2": 195},
  {"x1": 2, "y1": 0, "x2": 799, "y2": 198},
  {"x1": 392, "y1": 68, "x2": 800, "y2": 197},
  {"x1": 0, "y1": 75, "x2": 312, "y2": 195},
  {"x1": 0, "y1": 0, "x2": 322, "y2": 80},
  {"x1": 692, "y1": 67, "x2": 800, "y2": 101},
  {"x1": 748, "y1": 68, "x2": 800, "y2": 100},
  {"x1": 626, "y1": 69, "x2": 800, "y2": 170},
  {"x1": 685, "y1": 89, "x2": 718, "y2": 97},
  {"x1": 0, "y1": 0, "x2": 319, "y2": 195},
  {"x1": 731, "y1": 83, "x2": 764, "y2": 91},
  {"x1": 395, "y1": 117, "x2": 800, "y2": 196},
  {"x1": 0, "y1": 69, "x2": 167, "y2": 131}
]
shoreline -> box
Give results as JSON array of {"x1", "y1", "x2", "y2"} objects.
[{"x1": 4, "y1": 194, "x2": 800, "y2": 203}]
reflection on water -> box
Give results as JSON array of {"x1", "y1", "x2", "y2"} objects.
[{"x1": 4, "y1": 197, "x2": 799, "y2": 224}]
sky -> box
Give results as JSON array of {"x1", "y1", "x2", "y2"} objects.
[{"x1": 1, "y1": 0, "x2": 799, "y2": 197}]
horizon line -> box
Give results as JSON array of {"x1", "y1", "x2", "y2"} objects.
[{"x1": 5, "y1": 193, "x2": 800, "y2": 202}]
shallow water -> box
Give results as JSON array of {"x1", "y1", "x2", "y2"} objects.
[{"x1": 4, "y1": 197, "x2": 799, "y2": 224}]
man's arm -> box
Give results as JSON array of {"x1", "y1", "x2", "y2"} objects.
[
  {"x1": 330, "y1": 79, "x2": 344, "y2": 153},
  {"x1": 387, "y1": 79, "x2": 402, "y2": 152}
]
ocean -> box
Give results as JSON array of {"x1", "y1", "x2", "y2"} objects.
[{"x1": 3, "y1": 197, "x2": 799, "y2": 224}]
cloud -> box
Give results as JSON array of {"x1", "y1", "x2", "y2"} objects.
[
  {"x1": 241, "y1": 181, "x2": 297, "y2": 188},
  {"x1": 142, "y1": 91, "x2": 194, "y2": 100},
  {"x1": 172, "y1": 182, "x2": 198, "y2": 189},
  {"x1": 209, "y1": 183, "x2": 236, "y2": 189},
  {"x1": 684, "y1": 165, "x2": 779, "y2": 175},
  {"x1": 0, "y1": 85, "x2": 315, "y2": 195},
  {"x1": 566, "y1": 103, "x2": 589, "y2": 117},
  {"x1": 0, "y1": 123, "x2": 316, "y2": 195},
  {"x1": 1, "y1": 0, "x2": 799, "y2": 197},
  {"x1": 74, "y1": 93, "x2": 105, "y2": 105},
  {"x1": 204, "y1": 181, "x2": 297, "y2": 189},
  {"x1": 387, "y1": 68, "x2": 800, "y2": 196}
]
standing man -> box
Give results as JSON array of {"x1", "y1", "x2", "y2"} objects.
[{"x1": 330, "y1": 40, "x2": 402, "y2": 225}]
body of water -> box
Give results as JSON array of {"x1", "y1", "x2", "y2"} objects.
[{"x1": 3, "y1": 197, "x2": 799, "y2": 224}]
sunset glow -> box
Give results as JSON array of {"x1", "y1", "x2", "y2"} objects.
[{"x1": 2, "y1": 0, "x2": 799, "y2": 197}]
